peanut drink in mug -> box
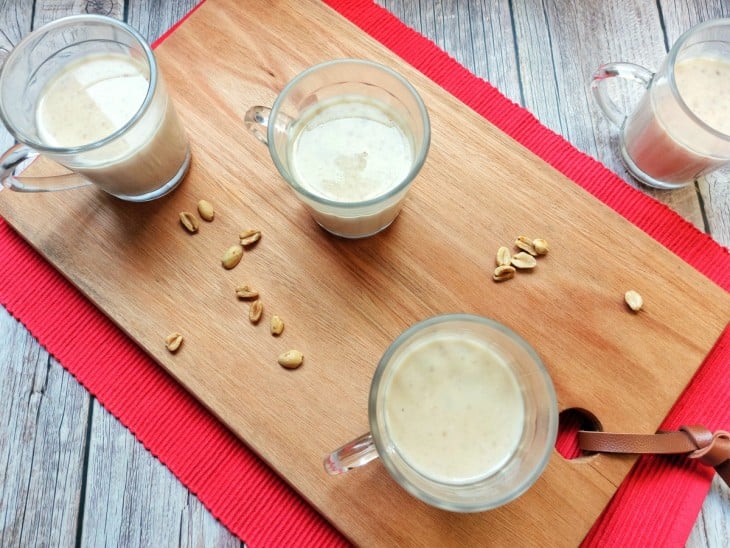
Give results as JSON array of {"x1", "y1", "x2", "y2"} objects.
[
  {"x1": 325, "y1": 315, "x2": 558, "y2": 512},
  {"x1": 0, "y1": 15, "x2": 190, "y2": 201},
  {"x1": 246, "y1": 59, "x2": 430, "y2": 238},
  {"x1": 592, "y1": 19, "x2": 730, "y2": 189}
]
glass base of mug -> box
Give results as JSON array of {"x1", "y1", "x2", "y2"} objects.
[
  {"x1": 315, "y1": 215, "x2": 397, "y2": 239},
  {"x1": 108, "y1": 146, "x2": 191, "y2": 202},
  {"x1": 619, "y1": 145, "x2": 691, "y2": 190}
]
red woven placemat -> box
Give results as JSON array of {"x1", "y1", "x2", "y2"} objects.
[{"x1": 1, "y1": 1, "x2": 728, "y2": 546}]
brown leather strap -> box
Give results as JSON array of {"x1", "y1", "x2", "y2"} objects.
[{"x1": 578, "y1": 425, "x2": 730, "y2": 488}]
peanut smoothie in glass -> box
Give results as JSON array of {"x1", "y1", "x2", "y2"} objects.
[
  {"x1": 287, "y1": 96, "x2": 414, "y2": 203},
  {"x1": 0, "y1": 15, "x2": 190, "y2": 200},
  {"x1": 623, "y1": 56, "x2": 730, "y2": 184},
  {"x1": 592, "y1": 19, "x2": 730, "y2": 189},
  {"x1": 384, "y1": 334, "x2": 525, "y2": 484},
  {"x1": 245, "y1": 59, "x2": 430, "y2": 238},
  {"x1": 285, "y1": 94, "x2": 416, "y2": 238},
  {"x1": 324, "y1": 315, "x2": 558, "y2": 513},
  {"x1": 35, "y1": 52, "x2": 189, "y2": 199}
]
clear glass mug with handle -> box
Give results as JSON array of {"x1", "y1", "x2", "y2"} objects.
[
  {"x1": 0, "y1": 15, "x2": 190, "y2": 202},
  {"x1": 324, "y1": 314, "x2": 558, "y2": 512},
  {"x1": 244, "y1": 59, "x2": 430, "y2": 239},
  {"x1": 591, "y1": 18, "x2": 730, "y2": 189}
]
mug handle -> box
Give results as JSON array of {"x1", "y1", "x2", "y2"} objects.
[
  {"x1": 244, "y1": 106, "x2": 295, "y2": 146},
  {"x1": 323, "y1": 432, "x2": 379, "y2": 475},
  {"x1": 1, "y1": 143, "x2": 92, "y2": 193},
  {"x1": 244, "y1": 106, "x2": 272, "y2": 145},
  {"x1": 591, "y1": 62, "x2": 655, "y2": 127}
]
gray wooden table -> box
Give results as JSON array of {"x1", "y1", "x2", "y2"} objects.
[{"x1": 1, "y1": 1, "x2": 728, "y2": 546}]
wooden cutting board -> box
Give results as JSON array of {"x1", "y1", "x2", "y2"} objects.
[{"x1": 1, "y1": 0, "x2": 728, "y2": 545}]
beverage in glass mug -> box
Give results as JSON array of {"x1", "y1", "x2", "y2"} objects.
[
  {"x1": 245, "y1": 59, "x2": 430, "y2": 239},
  {"x1": 623, "y1": 56, "x2": 730, "y2": 184},
  {"x1": 285, "y1": 95, "x2": 415, "y2": 237},
  {"x1": 384, "y1": 333, "x2": 525, "y2": 484},
  {"x1": 287, "y1": 96, "x2": 414, "y2": 202},
  {"x1": 35, "y1": 52, "x2": 189, "y2": 198},
  {"x1": 324, "y1": 315, "x2": 558, "y2": 512},
  {"x1": 592, "y1": 18, "x2": 730, "y2": 189},
  {"x1": 0, "y1": 15, "x2": 190, "y2": 201}
]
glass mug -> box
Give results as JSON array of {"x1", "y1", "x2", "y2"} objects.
[
  {"x1": 324, "y1": 314, "x2": 558, "y2": 512},
  {"x1": 592, "y1": 18, "x2": 730, "y2": 189},
  {"x1": 245, "y1": 59, "x2": 430, "y2": 239},
  {"x1": 0, "y1": 15, "x2": 190, "y2": 202}
]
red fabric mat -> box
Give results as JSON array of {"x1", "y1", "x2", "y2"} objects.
[{"x1": 1, "y1": 1, "x2": 728, "y2": 546}]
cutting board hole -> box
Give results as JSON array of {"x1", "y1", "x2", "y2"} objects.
[{"x1": 555, "y1": 408, "x2": 603, "y2": 460}]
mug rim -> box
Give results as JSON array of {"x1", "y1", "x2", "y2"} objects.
[
  {"x1": 368, "y1": 313, "x2": 558, "y2": 512},
  {"x1": 0, "y1": 14, "x2": 158, "y2": 155},
  {"x1": 267, "y1": 58, "x2": 431, "y2": 210},
  {"x1": 667, "y1": 17, "x2": 730, "y2": 142}
]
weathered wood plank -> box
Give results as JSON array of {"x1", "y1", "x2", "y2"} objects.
[
  {"x1": 687, "y1": 475, "x2": 730, "y2": 548},
  {"x1": 127, "y1": 0, "x2": 198, "y2": 43},
  {"x1": 0, "y1": 308, "x2": 88, "y2": 548},
  {"x1": 31, "y1": 0, "x2": 123, "y2": 25},
  {"x1": 81, "y1": 400, "x2": 240, "y2": 547},
  {"x1": 0, "y1": 0, "x2": 31, "y2": 60},
  {"x1": 698, "y1": 170, "x2": 730, "y2": 248},
  {"x1": 381, "y1": 0, "x2": 522, "y2": 122}
]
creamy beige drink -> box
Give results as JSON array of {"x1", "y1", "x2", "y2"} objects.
[
  {"x1": 35, "y1": 52, "x2": 189, "y2": 199},
  {"x1": 324, "y1": 314, "x2": 556, "y2": 511},
  {"x1": 384, "y1": 334, "x2": 525, "y2": 483},
  {"x1": 285, "y1": 95, "x2": 415, "y2": 237},
  {"x1": 677, "y1": 58, "x2": 730, "y2": 134},
  {"x1": 624, "y1": 56, "x2": 730, "y2": 184}
]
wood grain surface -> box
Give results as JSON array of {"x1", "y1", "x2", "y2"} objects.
[{"x1": 1, "y1": 1, "x2": 728, "y2": 547}]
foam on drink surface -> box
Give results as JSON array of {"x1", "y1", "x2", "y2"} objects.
[
  {"x1": 32, "y1": 51, "x2": 188, "y2": 199},
  {"x1": 384, "y1": 335, "x2": 525, "y2": 484},
  {"x1": 675, "y1": 56, "x2": 730, "y2": 134},
  {"x1": 36, "y1": 52, "x2": 148, "y2": 148},
  {"x1": 287, "y1": 95, "x2": 414, "y2": 202}
]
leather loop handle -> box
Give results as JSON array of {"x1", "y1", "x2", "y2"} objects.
[{"x1": 578, "y1": 425, "x2": 730, "y2": 488}]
